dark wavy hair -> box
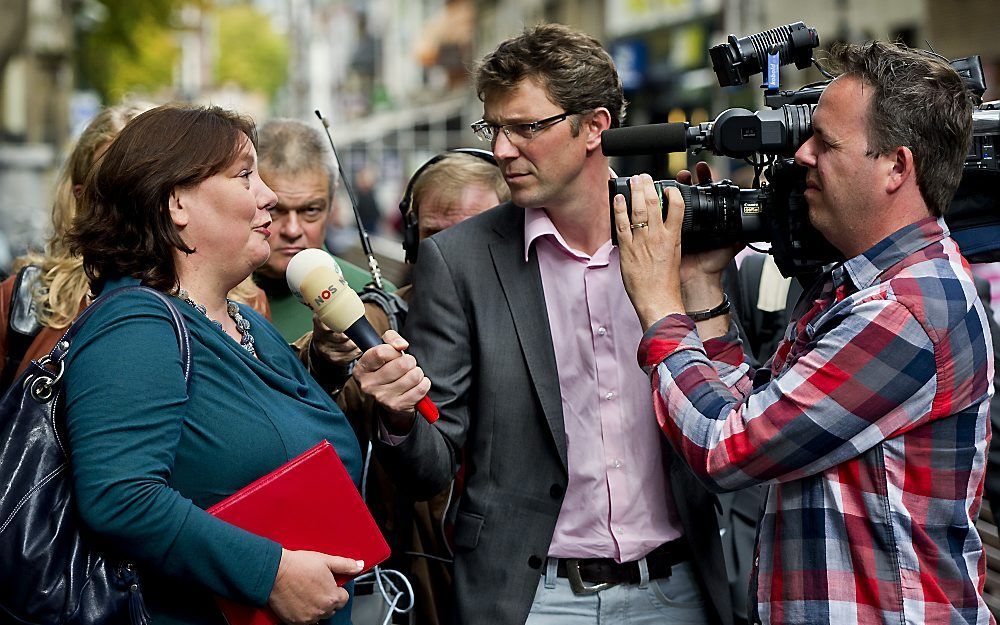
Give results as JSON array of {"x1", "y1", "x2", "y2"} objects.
[
  {"x1": 823, "y1": 41, "x2": 973, "y2": 216},
  {"x1": 474, "y1": 23, "x2": 627, "y2": 131},
  {"x1": 67, "y1": 104, "x2": 257, "y2": 293}
]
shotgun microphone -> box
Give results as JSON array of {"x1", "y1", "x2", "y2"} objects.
[{"x1": 601, "y1": 122, "x2": 692, "y2": 156}]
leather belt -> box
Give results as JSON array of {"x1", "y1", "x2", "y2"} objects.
[{"x1": 554, "y1": 539, "x2": 689, "y2": 595}]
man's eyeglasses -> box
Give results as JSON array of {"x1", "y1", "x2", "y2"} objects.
[{"x1": 470, "y1": 112, "x2": 578, "y2": 144}]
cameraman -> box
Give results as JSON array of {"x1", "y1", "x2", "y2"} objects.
[{"x1": 615, "y1": 41, "x2": 992, "y2": 624}]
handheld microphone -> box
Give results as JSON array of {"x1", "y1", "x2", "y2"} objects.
[{"x1": 286, "y1": 249, "x2": 440, "y2": 424}]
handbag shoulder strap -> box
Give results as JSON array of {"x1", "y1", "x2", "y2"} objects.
[
  {"x1": 44, "y1": 285, "x2": 191, "y2": 387},
  {"x1": 6, "y1": 264, "x2": 44, "y2": 347},
  {"x1": 1, "y1": 265, "x2": 44, "y2": 391}
]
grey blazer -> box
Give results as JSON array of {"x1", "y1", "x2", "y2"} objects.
[{"x1": 374, "y1": 202, "x2": 733, "y2": 625}]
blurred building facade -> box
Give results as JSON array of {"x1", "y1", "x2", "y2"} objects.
[
  {"x1": 0, "y1": 0, "x2": 73, "y2": 265},
  {"x1": 0, "y1": 0, "x2": 999, "y2": 270},
  {"x1": 311, "y1": 0, "x2": 959, "y2": 229}
]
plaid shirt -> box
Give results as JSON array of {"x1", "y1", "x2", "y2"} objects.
[{"x1": 640, "y1": 217, "x2": 994, "y2": 625}]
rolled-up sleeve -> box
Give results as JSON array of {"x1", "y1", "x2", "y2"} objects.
[{"x1": 639, "y1": 297, "x2": 937, "y2": 492}]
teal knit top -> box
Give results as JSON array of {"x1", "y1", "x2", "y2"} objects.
[{"x1": 63, "y1": 277, "x2": 362, "y2": 625}]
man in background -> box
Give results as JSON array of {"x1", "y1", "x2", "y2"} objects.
[
  {"x1": 255, "y1": 118, "x2": 392, "y2": 341},
  {"x1": 321, "y1": 150, "x2": 508, "y2": 625}
]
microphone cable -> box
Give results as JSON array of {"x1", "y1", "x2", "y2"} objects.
[
  {"x1": 353, "y1": 566, "x2": 415, "y2": 625},
  {"x1": 356, "y1": 441, "x2": 416, "y2": 624}
]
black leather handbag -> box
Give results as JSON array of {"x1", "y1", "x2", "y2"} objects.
[{"x1": 0, "y1": 285, "x2": 191, "y2": 625}]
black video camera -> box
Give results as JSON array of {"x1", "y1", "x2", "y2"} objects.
[
  {"x1": 608, "y1": 158, "x2": 838, "y2": 275},
  {"x1": 603, "y1": 22, "x2": 1000, "y2": 276}
]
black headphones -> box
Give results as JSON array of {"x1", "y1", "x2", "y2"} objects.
[{"x1": 399, "y1": 148, "x2": 498, "y2": 263}]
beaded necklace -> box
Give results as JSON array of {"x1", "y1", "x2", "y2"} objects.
[{"x1": 176, "y1": 288, "x2": 256, "y2": 357}]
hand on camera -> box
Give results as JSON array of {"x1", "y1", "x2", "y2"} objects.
[
  {"x1": 613, "y1": 173, "x2": 686, "y2": 330},
  {"x1": 614, "y1": 162, "x2": 737, "y2": 332},
  {"x1": 673, "y1": 163, "x2": 741, "y2": 313}
]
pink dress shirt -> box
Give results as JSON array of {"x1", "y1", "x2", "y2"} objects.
[{"x1": 525, "y1": 208, "x2": 683, "y2": 563}]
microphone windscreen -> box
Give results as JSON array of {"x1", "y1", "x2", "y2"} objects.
[
  {"x1": 601, "y1": 123, "x2": 690, "y2": 156},
  {"x1": 286, "y1": 249, "x2": 364, "y2": 332}
]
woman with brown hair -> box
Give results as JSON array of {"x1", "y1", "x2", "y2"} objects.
[
  {"x1": 61, "y1": 103, "x2": 362, "y2": 625},
  {"x1": 0, "y1": 102, "x2": 270, "y2": 392}
]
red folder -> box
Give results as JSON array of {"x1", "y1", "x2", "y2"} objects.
[{"x1": 207, "y1": 440, "x2": 390, "y2": 625}]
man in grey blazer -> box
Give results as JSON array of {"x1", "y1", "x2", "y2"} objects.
[{"x1": 355, "y1": 24, "x2": 732, "y2": 625}]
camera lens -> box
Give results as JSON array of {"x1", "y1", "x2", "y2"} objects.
[
  {"x1": 609, "y1": 177, "x2": 771, "y2": 252},
  {"x1": 660, "y1": 180, "x2": 746, "y2": 250}
]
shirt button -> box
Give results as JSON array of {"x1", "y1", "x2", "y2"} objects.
[
  {"x1": 605, "y1": 391, "x2": 615, "y2": 401},
  {"x1": 528, "y1": 555, "x2": 543, "y2": 570},
  {"x1": 549, "y1": 484, "x2": 564, "y2": 499},
  {"x1": 612, "y1": 459, "x2": 623, "y2": 469},
  {"x1": 597, "y1": 326, "x2": 607, "y2": 336}
]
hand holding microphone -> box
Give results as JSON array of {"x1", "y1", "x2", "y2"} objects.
[
  {"x1": 286, "y1": 249, "x2": 439, "y2": 424},
  {"x1": 310, "y1": 316, "x2": 363, "y2": 367}
]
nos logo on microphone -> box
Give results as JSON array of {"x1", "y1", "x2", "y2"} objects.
[{"x1": 310, "y1": 284, "x2": 340, "y2": 309}]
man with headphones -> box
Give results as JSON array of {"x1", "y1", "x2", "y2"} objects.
[
  {"x1": 315, "y1": 149, "x2": 508, "y2": 625},
  {"x1": 399, "y1": 149, "x2": 509, "y2": 264},
  {"x1": 309, "y1": 149, "x2": 506, "y2": 388}
]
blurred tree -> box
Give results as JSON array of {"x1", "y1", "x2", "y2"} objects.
[
  {"x1": 75, "y1": 0, "x2": 288, "y2": 104},
  {"x1": 103, "y1": 17, "x2": 180, "y2": 99},
  {"x1": 76, "y1": 0, "x2": 193, "y2": 101},
  {"x1": 213, "y1": 4, "x2": 289, "y2": 102}
]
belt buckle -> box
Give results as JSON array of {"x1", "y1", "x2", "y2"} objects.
[{"x1": 564, "y1": 559, "x2": 616, "y2": 595}]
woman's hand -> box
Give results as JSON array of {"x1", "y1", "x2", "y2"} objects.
[
  {"x1": 267, "y1": 549, "x2": 363, "y2": 625},
  {"x1": 353, "y1": 330, "x2": 431, "y2": 433}
]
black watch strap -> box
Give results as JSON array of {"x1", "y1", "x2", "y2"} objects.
[{"x1": 686, "y1": 294, "x2": 731, "y2": 322}]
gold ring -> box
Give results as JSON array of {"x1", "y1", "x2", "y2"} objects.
[{"x1": 630, "y1": 222, "x2": 649, "y2": 230}]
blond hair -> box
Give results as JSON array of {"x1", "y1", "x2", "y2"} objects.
[
  {"x1": 16, "y1": 102, "x2": 154, "y2": 328},
  {"x1": 410, "y1": 152, "x2": 509, "y2": 219}
]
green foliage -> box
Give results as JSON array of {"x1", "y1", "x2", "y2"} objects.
[
  {"x1": 102, "y1": 18, "x2": 180, "y2": 100},
  {"x1": 213, "y1": 4, "x2": 289, "y2": 101},
  {"x1": 76, "y1": 0, "x2": 190, "y2": 101},
  {"x1": 76, "y1": 0, "x2": 289, "y2": 104}
]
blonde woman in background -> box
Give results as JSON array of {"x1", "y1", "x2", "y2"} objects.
[{"x1": 0, "y1": 102, "x2": 270, "y2": 391}]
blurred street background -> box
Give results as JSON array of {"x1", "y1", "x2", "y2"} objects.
[
  {"x1": 1, "y1": 0, "x2": 999, "y2": 278},
  {"x1": 4, "y1": 0, "x2": 1000, "y2": 616}
]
